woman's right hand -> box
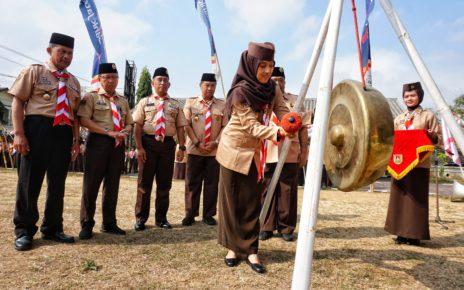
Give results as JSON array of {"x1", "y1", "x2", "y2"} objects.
[{"x1": 13, "y1": 133, "x2": 29, "y2": 155}]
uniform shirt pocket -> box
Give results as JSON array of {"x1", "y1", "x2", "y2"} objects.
[
  {"x1": 34, "y1": 84, "x2": 56, "y2": 102},
  {"x1": 94, "y1": 103, "x2": 111, "y2": 120}
]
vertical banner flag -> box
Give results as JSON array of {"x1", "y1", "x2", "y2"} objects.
[
  {"x1": 194, "y1": 0, "x2": 226, "y2": 97},
  {"x1": 442, "y1": 118, "x2": 461, "y2": 165},
  {"x1": 361, "y1": 0, "x2": 374, "y2": 86},
  {"x1": 79, "y1": 0, "x2": 108, "y2": 91}
]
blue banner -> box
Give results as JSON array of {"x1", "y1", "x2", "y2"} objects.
[
  {"x1": 361, "y1": 0, "x2": 374, "y2": 86},
  {"x1": 194, "y1": 0, "x2": 217, "y2": 56},
  {"x1": 79, "y1": 0, "x2": 108, "y2": 84}
]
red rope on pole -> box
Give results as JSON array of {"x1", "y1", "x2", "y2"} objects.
[{"x1": 351, "y1": 0, "x2": 366, "y2": 89}]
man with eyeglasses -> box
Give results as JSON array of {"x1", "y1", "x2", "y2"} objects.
[
  {"x1": 133, "y1": 67, "x2": 187, "y2": 230},
  {"x1": 77, "y1": 63, "x2": 133, "y2": 239}
]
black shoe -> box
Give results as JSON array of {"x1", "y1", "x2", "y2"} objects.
[
  {"x1": 134, "y1": 221, "x2": 145, "y2": 231},
  {"x1": 282, "y1": 233, "x2": 294, "y2": 242},
  {"x1": 79, "y1": 227, "x2": 93, "y2": 240},
  {"x1": 407, "y1": 239, "x2": 421, "y2": 246},
  {"x1": 42, "y1": 232, "x2": 75, "y2": 243},
  {"x1": 224, "y1": 258, "x2": 239, "y2": 267},
  {"x1": 394, "y1": 236, "x2": 408, "y2": 244},
  {"x1": 101, "y1": 224, "x2": 126, "y2": 235},
  {"x1": 246, "y1": 259, "x2": 266, "y2": 274},
  {"x1": 259, "y1": 231, "x2": 273, "y2": 241},
  {"x1": 182, "y1": 216, "x2": 195, "y2": 226},
  {"x1": 156, "y1": 221, "x2": 172, "y2": 229},
  {"x1": 202, "y1": 216, "x2": 217, "y2": 226},
  {"x1": 15, "y1": 235, "x2": 33, "y2": 251}
]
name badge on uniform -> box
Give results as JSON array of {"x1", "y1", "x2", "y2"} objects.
[
  {"x1": 39, "y1": 77, "x2": 52, "y2": 86},
  {"x1": 96, "y1": 100, "x2": 107, "y2": 106},
  {"x1": 146, "y1": 103, "x2": 155, "y2": 107}
]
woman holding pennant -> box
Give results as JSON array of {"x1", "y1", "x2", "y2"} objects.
[{"x1": 216, "y1": 42, "x2": 291, "y2": 274}]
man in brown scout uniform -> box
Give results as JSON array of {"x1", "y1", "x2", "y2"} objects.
[
  {"x1": 9, "y1": 33, "x2": 81, "y2": 251},
  {"x1": 133, "y1": 67, "x2": 188, "y2": 230},
  {"x1": 77, "y1": 63, "x2": 133, "y2": 239},
  {"x1": 260, "y1": 67, "x2": 310, "y2": 242},
  {"x1": 181, "y1": 73, "x2": 226, "y2": 226}
]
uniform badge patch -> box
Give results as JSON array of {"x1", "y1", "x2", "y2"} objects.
[{"x1": 393, "y1": 154, "x2": 403, "y2": 165}]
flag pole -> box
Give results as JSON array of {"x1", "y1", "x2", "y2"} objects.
[{"x1": 214, "y1": 52, "x2": 227, "y2": 99}]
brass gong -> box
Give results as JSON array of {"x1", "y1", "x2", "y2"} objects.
[{"x1": 323, "y1": 80, "x2": 394, "y2": 191}]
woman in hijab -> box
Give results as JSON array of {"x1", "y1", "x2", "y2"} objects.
[
  {"x1": 215, "y1": 42, "x2": 290, "y2": 274},
  {"x1": 385, "y1": 82, "x2": 440, "y2": 246}
]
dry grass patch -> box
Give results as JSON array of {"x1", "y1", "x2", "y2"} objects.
[{"x1": 0, "y1": 168, "x2": 463, "y2": 289}]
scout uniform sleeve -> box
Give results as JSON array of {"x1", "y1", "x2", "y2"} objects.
[
  {"x1": 132, "y1": 99, "x2": 146, "y2": 125},
  {"x1": 8, "y1": 66, "x2": 35, "y2": 101},
  {"x1": 235, "y1": 103, "x2": 279, "y2": 141},
  {"x1": 273, "y1": 88, "x2": 290, "y2": 120},
  {"x1": 183, "y1": 99, "x2": 193, "y2": 125},
  {"x1": 123, "y1": 100, "x2": 134, "y2": 125},
  {"x1": 426, "y1": 111, "x2": 441, "y2": 144},
  {"x1": 77, "y1": 93, "x2": 94, "y2": 119},
  {"x1": 176, "y1": 106, "x2": 188, "y2": 128}
]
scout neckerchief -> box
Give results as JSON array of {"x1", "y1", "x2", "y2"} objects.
[
  {"x1": 103, "y1": 93, "x2": 123, "y2": 147},
  {"x1": 403, "y1": 107, "x2": 421, "y2": 130},
  {"x1": 258, "y1": 105, "x2": 271, "y2": 182},
  {"x1": 201, "y1": 97, "x2": 213, "y2": 144},
  {"x1": 154, "y1": 95, "x2": 167, "y2": 141},
  {"x1": 46, "y1": 62, "x2": 72, "y2": 127}
]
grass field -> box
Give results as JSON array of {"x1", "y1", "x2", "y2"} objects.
[{"x1": 0, "y1": 168, "x2": 463, "y2": 289}]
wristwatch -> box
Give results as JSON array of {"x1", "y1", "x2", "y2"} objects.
[
  {"x1": 179, "y1": 145, "x2": 187, "y2": 151},
  {"x1": 194, "y1": 141, "x2": 200, "y2": 148},
  {"x1": 104, "y1": 128, "x2": 110, "y2": 135}
]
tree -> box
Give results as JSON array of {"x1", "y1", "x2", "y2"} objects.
[
  {"x1": 136, "y1": 67, "x2": 152, "y2": 103},
  {"x1": 451, "y1": 94, "x2": 464, "y2": 115}
]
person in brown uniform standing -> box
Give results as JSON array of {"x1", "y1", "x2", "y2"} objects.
[
  {"x1": 260, "y1": 67, "x2": 310, "y2": 242},
  {"x1": 182, "y1": 73, "x2": 226, "y2": 227},
  {"x1": 9, "y1": 33, "x2": 81, "y2": 251},
  {"x1": 133, "y1": 67, "x2": 187, "y2": 230},
  {"x1": 77, "y1": 63, "x2": 133, "y2": 239},
  {"x1": 385, "y1": 82, "x2": 440, "y2": 246},
  {"x1": 217, "y1": 42, "x2": 290, "y2": 274}
]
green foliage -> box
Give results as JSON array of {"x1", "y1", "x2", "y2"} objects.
[
  {"x1": 451, "y1": 94, "x2": 464, "y2": 115},
  {"x1": 436, "y1": 150, "x2": 449, "y2": 177},
  {"x1": 83, "y1": 260, "x2": 99, "y2": 271},
  {"x1": 136, "y1": 67, "x2": 152, "y2": 104}
]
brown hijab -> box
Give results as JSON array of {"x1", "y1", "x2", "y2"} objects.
[{"x1": 225, "y1": 42, "x2": 276, "y2": 116}]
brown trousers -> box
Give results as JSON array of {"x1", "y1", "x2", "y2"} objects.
[
  {"x1": 135, "y1": 135, "x2": 176, "y2": 223},
  {"x1": 185, "y1": 154, "x2": 219, "y2": 219},
  {"x1": 218, "y1": 164, "x2": 265, "y2": 259},
  {"x1": 261, "y1": 162, "x2": 298, "y2": 234},
  {"x1": 80, "y1": 133, "x2": 125, "y2": 228},
  {"x1": 385, "y1": 168, "x2": 430, "y2": 240}
]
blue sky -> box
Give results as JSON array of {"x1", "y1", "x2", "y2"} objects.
[{"x1": 0, "y1": 0, "x2": 463, "y2": 109}]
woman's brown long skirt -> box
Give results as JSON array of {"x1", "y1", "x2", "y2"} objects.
[
  {"x1": 218, "y1": 164, "x2": 265, "y2": 259},
  {"x1": 385, "y1": 168, "x2": 430, "y2": 240}
]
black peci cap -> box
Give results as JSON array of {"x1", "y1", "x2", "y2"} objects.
[
  {"x1": 49, "y1": 32, "x2": 74, "y2": 49},
  {"x1": 153, "y1": 67, "x2": 169, "y2": 78},
  {"x1": 98, "y1": 63, "x2": 118, "y2": 75}
]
